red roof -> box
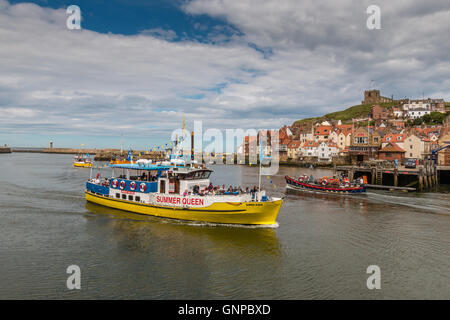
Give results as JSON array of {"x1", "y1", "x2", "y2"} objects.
[
  {"x1": 379, "y1": 142, "x2": 405, "y2": 153},
  {"x1": 288, "y1": 141, "x2": 301, "y2": 148},
  {"x1": 314, "y1": 125, "x2": 332, "y2": 136},
  {"x1": 336, "y1": 124, "x2": 353, "y2": 135},
  {"x1": 301, "y1": 140, "x2": 319, "y2": 148},
  {"x1": 382, "y1": 133, "x2": 406, "y2": 143}
]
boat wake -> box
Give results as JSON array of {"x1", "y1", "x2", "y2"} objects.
[{"x1": 366, "y1": 191, "x2": 450, "y2": 215}]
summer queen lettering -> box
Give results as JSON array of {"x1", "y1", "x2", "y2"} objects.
[{"x1": 156, "y1": 195, "x2": 204, "y2": 206}]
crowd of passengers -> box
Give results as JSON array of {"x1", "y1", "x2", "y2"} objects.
[
  {"x1": 297, "y1": 174, "x2": 364, "y2": 187},
  {"x1": 183, "y1": 184, "x2": 260, "y2": 196},
  {"x1": 89, "y1": 175, "x2": 262, "y2": 196}
]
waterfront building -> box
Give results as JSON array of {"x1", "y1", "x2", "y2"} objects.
[
  {"x1": 382, "y1": 133, "x2": 407, "y2": 150},
  {"x1": 404, "y1": 134, "x2": 431, "y2": 159},
  {"x1": 348, "y1": 127, "x2": 382, "y2": 164},
  {"x1": 287, "y1": 140, "x2": 302, "y2": 160},
  {"x1": 438, "y1": 127, "x2": 450, "y2": 165},
  {"x1": 378, "y1": 142, "x2": 406, "y2": 162},
  {"x1": 318, "y1": 141, "x2": 338, "y2": 162},
  {"x1": 300, "y1": 140, "x2": 319, "y2": 157}
]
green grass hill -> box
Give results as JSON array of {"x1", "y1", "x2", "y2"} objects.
[{"x1": 294, "y1": 102, "x2": 397, "y2": 125}]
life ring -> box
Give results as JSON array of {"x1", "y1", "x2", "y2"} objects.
[
  {"x1": 112, "y1": 179, "x2": 118, "y2": 188},
  {"x1": 130, "y1": 181, "x2": 136, "y2": 191},
  {"x1": 119, "y1": 180, "x2": 126, "y2": 190},
  {"x1": 140, "y1": 183, "x2": 147, "y2": 192}
]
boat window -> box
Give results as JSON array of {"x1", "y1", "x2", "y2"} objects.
[
  {"x1": 202, "y1": 171, "x2": 211, "y2": 179},
  {"x1": 128, "y1": 195, "x2": 133, "y2": 201},
  {"x1": 122, "y1": 194, "x2": 126, "y2": 200},
  {"x1": 116, "y1": 193, "x2": 120, "y2": 198},
  {"x1": 135, "y1": 196, "x2": 140, "y2": 202}
]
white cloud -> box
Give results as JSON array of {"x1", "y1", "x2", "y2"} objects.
[{"x1": 1, "y1": 0, "x2": 450, "y2": 147}]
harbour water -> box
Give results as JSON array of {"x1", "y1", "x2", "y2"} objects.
[{"x1": 0, "y1": 153, "x2": 449, "y2": 299}]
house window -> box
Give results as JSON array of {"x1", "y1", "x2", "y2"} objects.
[
  {"x1": 354, "y1": 137, "x2": 368, "y2": 144},
  {"x1": 410, "y1": 153, "x2": 413, "y2": 157},
  {"x1": 410, "y1": 145, "x2": 413, "y2": 149}
]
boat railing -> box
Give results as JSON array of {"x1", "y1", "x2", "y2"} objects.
[{"x1": 86, "y1": 181, "x2": 109, "y2": 196}]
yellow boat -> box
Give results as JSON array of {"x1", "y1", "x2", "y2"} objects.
[
  {"x1": 74, "y1": 161, "x2": 93, "y2": 168},
  {"x1": 85, "y1": 162, "x2": 283, "y2": 225},
  {"x1": 74, "y1": 154, "x2": 93, "y2": 167}
]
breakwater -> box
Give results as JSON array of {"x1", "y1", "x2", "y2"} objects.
[
  {"x1": 10, "y1": 147, "x2": 165, "y2": 161},
  {"x1": 0, "y1": 147, "x2": 12, "y2": 154}
]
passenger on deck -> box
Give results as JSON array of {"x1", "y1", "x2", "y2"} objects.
[{"x1": 193, "y1": 185, "x2": 200, "y2": 195}]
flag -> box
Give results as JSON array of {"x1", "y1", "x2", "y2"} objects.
[{"x1": 127, "y1": 150, "x2": 131, "y2": 161}]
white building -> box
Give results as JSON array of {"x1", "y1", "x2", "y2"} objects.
[
  {"x1": 403, "y1": 100, "x2": 431, "y2": 111},
  {"x1": 407, "y1": 108, "x2": 431, "y2": 119},
  {"x1": 318, "y1": 141, "x2": 338, "y2": 162},
  {"x1": 300, "y1": 141, "x2": 319, "y2": 157}
]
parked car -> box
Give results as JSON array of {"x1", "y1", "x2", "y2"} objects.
[{"x1": 405, "y1": 158, "x2": 417, "y2": 168}]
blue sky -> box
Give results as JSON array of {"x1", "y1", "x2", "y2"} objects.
[
  {"x1": 8, "y1": 0, "x2": 240, "y2": 39},
  {"x1": 1, "y1": 0, "x2": 449, "y2": 149}
]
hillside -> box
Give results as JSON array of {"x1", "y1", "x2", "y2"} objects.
[{"x1": 294, "y1": 102, "x2": 396, "y2": 125}]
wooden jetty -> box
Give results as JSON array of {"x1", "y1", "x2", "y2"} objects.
[{"x1": 334, "y1": 160, "x2": 441, "y2": 192}]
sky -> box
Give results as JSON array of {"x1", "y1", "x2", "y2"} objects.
[{"x1": 0, "y1": 0, "x2": 449, "y2": 149}]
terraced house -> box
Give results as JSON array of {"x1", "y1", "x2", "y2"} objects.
[
  {"x1": 403, "y1": 134, "x2": 431, "y2": 160},
  {"x1": 349, "y1": 127, "x2": 382, "y2": 164},
  {"x1": 287, "y1": 141, "x2": 302, "y2": 160}
]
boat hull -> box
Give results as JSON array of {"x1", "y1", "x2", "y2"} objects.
[
  {"x1": 85, "y1": 191, "x2": 282, "y2": 225},
  {"x1": 285, "y1": 176, "x2": 366, "y2": 194}
]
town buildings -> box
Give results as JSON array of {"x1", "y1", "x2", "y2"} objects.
[{"x1": 239, "y1": 90, "x2": 448, "y2": 165}]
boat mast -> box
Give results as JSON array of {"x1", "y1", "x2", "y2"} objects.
[{"x1": 258, "y1": 136, "x2": 262, "y2": 200}]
